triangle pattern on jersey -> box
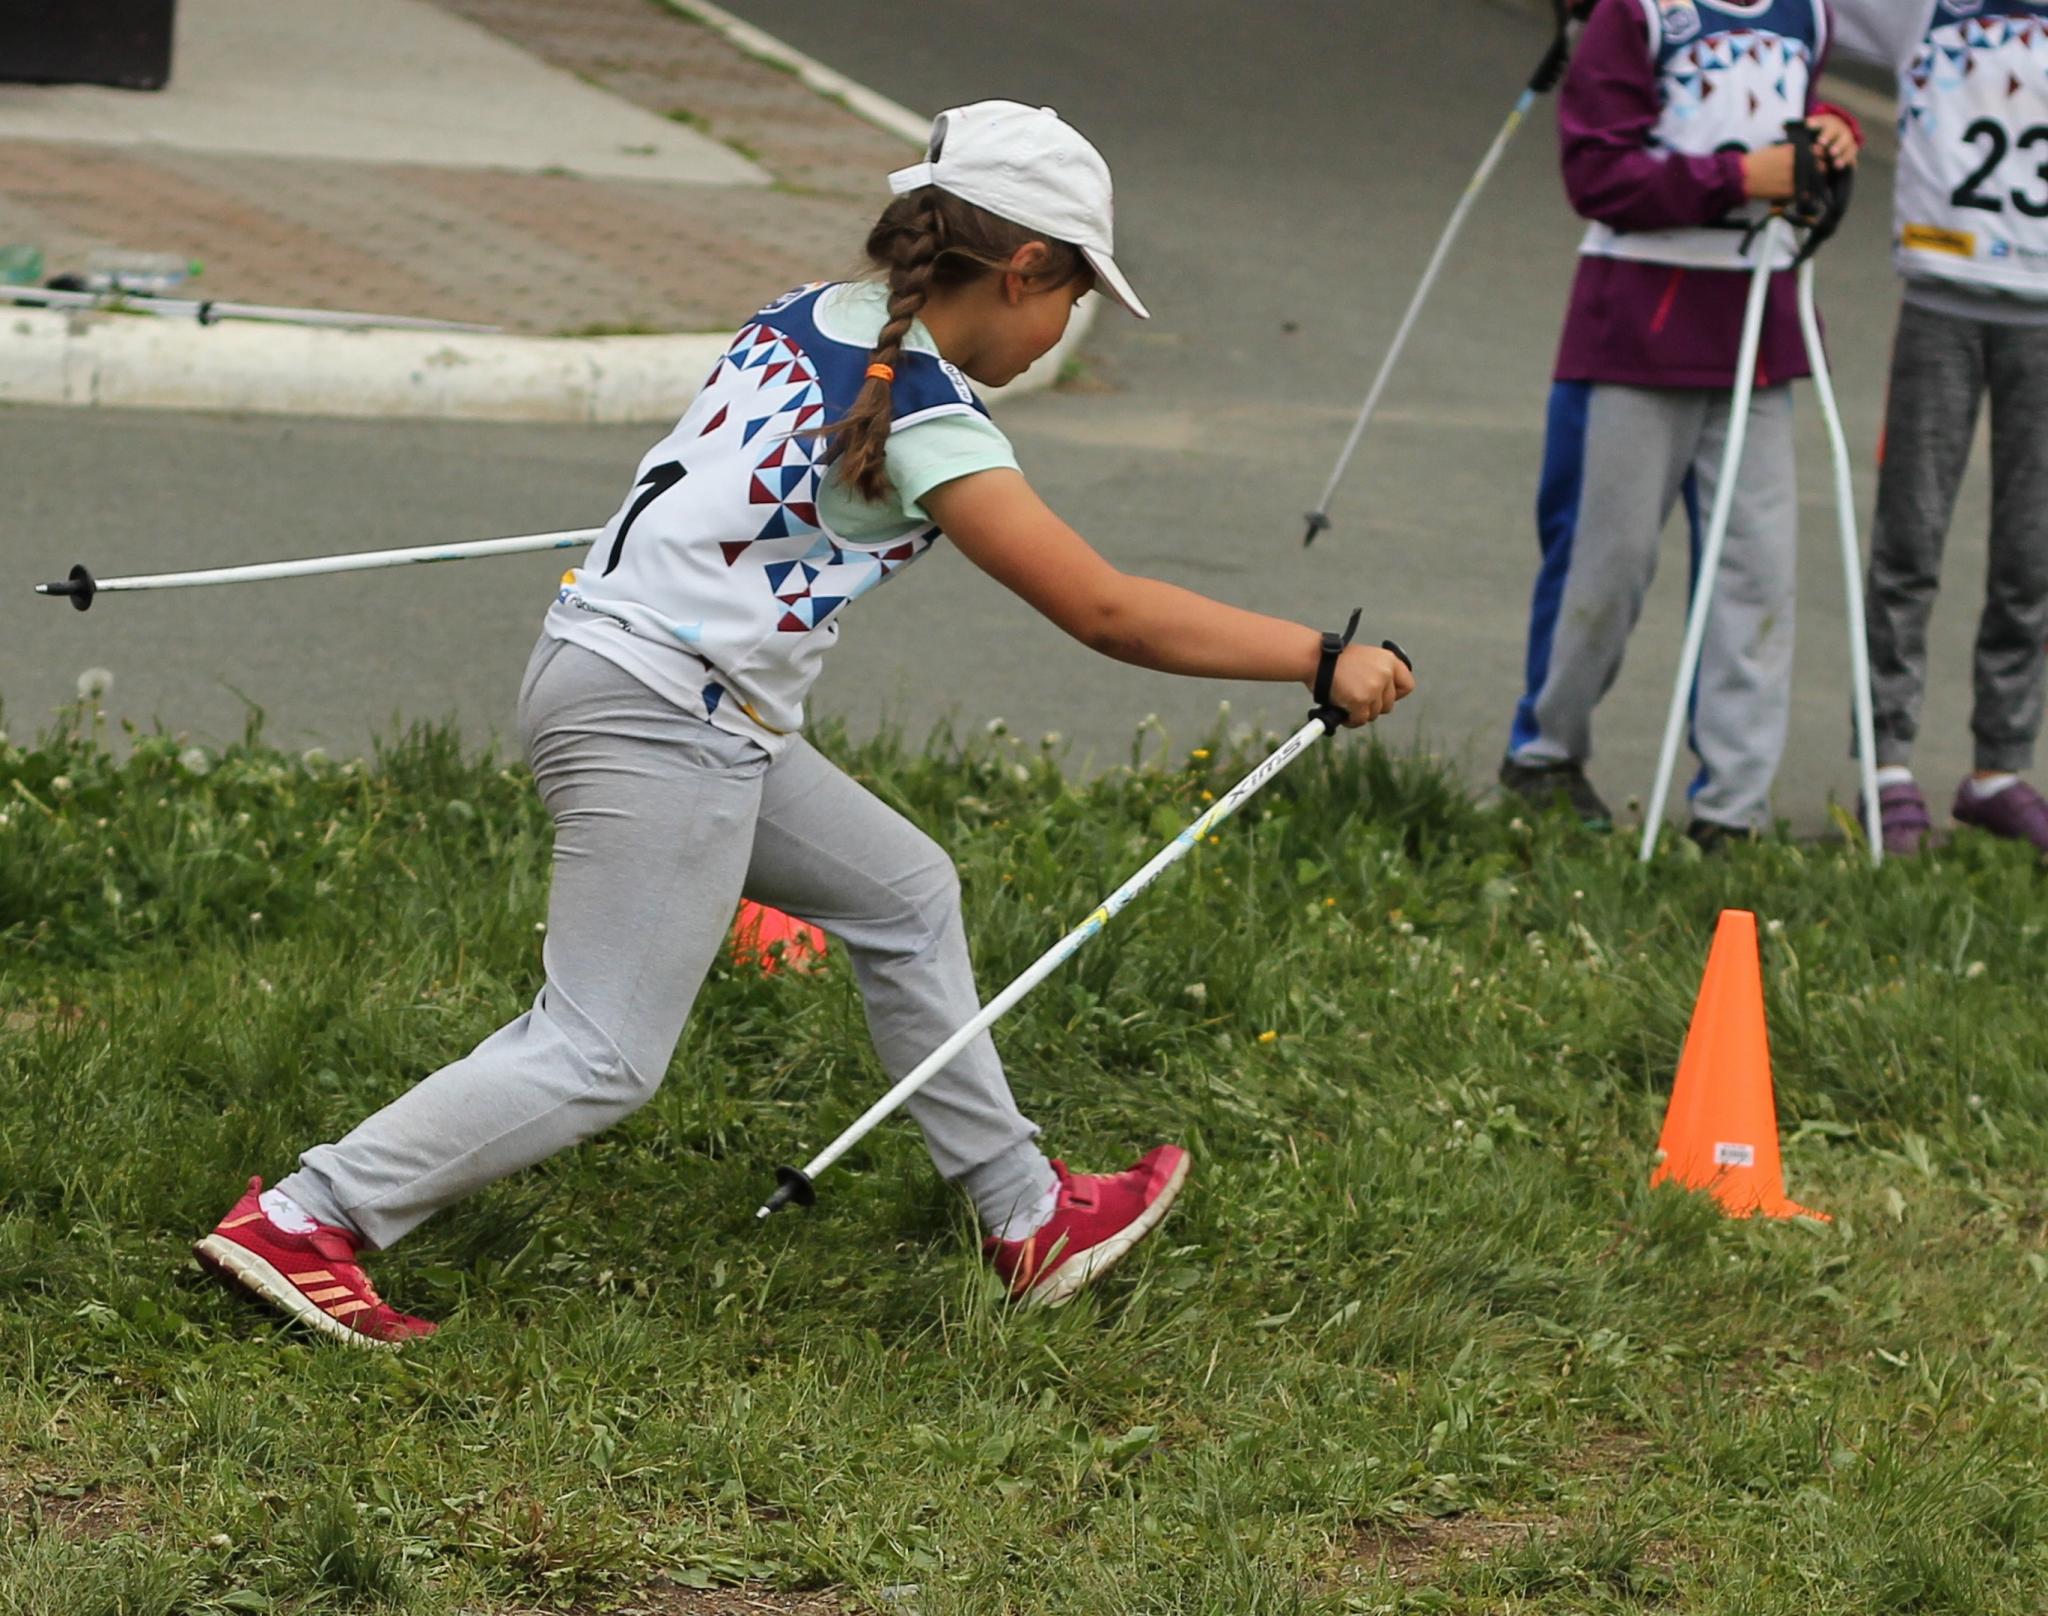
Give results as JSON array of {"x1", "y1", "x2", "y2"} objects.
[{"x1": 700, "y1": 403, "x2": 729, "y2": 437}]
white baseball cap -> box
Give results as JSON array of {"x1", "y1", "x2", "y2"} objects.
[{"x1": 887, "y1": 99, "x2": 1149, "y2": 320}]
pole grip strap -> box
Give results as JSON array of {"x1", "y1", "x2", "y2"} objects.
[
  {"x1": 1310, "y1": 613, "x2": 1414, "y2": 732},
  {"x1": 1313, "y1": 608, "x2": 1363, "y2": 714}
]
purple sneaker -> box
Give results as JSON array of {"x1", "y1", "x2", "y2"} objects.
[
  {"x1": 1861, "y1": 780, "x2": 1934, "y2": 857},
  {"x1": 1953, "y1": 777, "x2": 2048, "y2": 857}
]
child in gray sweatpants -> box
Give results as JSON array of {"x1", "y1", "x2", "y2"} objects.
[
  {"x1": 192, "y1": 100, "x2": 1415, "y2": 1346},
  {"x1": 1835, "y1": 1, "x2": 2048, "y2": 856}
]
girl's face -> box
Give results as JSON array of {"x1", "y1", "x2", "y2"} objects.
[{"x1": 928, "y1": 243, "x2": 1092, "y2": 388}]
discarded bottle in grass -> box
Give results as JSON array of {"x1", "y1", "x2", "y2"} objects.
[
  {"x1": 75, "y1": 249, "x2": 201, "y2": 294},
  {"x1": 0, "y1": 244, "x2": 43, "y2": 286}
]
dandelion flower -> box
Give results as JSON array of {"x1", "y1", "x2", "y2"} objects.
[
  {"x1": 178, "y1": 747, "x2": 211, "y2": 776},
  {"x1": 301, "y1": 747, "x2": 331, "y2": 770},
  {"x1": 1257, "y1": 1029, "x2": 1278, "y2": 1044},
  {"x1": 1191, "y1": 748, "x2": 1210, "y2": 761},
  {"x1": 76, "y1": 667, "x2": 114, "y2": 701}
]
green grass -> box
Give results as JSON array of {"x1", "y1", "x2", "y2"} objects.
[{"x1": 4, "y1": 700, "x2": 2048, "y2": 1612}]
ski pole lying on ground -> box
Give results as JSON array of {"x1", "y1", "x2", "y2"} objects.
[
  {"x1": 35, "y1": 529, "x2": 602, "y2": 611},
  {"x1": 1303, "y1": 0, "x2": 1584, "y2": 547},
  {"x1": 0, "y1": 282, "x2": 502, "y2": 334},
  {"x1": 757, "y1": 619, "x2": 1414, "y2": 1220},
  {"x1": 1641, "y1": 122, "x2": 1876, "y2": 862}
]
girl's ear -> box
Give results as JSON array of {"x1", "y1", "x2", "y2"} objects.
[{"x1": 1007, "y1": 240, "x2": 1054, "y2": 277}]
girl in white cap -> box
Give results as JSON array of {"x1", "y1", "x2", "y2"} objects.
[{"x1": 193, "y1": 100, "x2": 1415, "y2": 1347}]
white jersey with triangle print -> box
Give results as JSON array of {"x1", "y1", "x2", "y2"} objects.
[
  {"x1": 1890, "y1": 2, "x2": 2048, "y2": 293},
  {"x1": 1580, "y1": 0, "x2": 1827, "y2": 271},
  {"x1": 544, "y1": 283, "x2": 989, "y2": 745}
]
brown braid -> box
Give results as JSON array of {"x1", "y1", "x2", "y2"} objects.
[{"x1": 825, "y1": 186, "x2": 1091, "y2": 505}]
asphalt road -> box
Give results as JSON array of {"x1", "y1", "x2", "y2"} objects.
[{"x1": 2, "y1": 2, "x2": 1998, "y2": 829}]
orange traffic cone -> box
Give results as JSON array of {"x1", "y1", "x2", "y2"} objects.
[
  {"x1": 1650, "y1": 909, "x2": 1827, "y2": 1221},
  {"x1": 730, "y1": 901, "x2": 826, "y2": 975}
]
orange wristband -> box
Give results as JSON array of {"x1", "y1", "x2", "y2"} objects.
[{"x1": 865, "y1": 362, "x2": 895, "y2": 382}]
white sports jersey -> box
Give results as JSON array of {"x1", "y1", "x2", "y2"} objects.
[
  {"x1": 545, "y1": 283, "x2": 989, "y2": 743},
  {"x1": 1581, "y1": 0, "x2": 1828, "y2": 270},
  {"x1": 1839, "y1": 0, "x2": 2048, "y2": 293}
]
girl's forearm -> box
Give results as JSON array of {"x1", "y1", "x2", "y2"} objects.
[{"x1": 1085, "y1": 575, "x2": 1323, "y2": 684}]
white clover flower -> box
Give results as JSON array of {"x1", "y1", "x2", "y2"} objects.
[
  {"x1": 985, "y1": 717, "x2": 1007, "y2": 736},
  {"x1": 1183, "y1": 982, "x2": 1207, "y2": 1003},
  {"x1": 301, "y1": 747, "x2": 330, "y2": 770},
  {"x1": 1040, "y1": 731, "x2": 1063, "y2": 749},
  {"x1": 534, "y1": 921, "x2": 547, "y2": 934},
  {"x1": 0, "y1": 729, "x2": 10, "y2": 748},
  {"x1": 248, "y1": 911, "x2": 263, "y2": 925},
  {"x1": 1009, "y1": 762, "x2": 1030, "y2": 784},
  {"x1": 1966, "y1": 961, "x2": 1988, "y2": 980},
  {"x1": 1766, "y1": 918, "x2": 1785, "y2": 935},
  {"x1": 76, "y1": 667, "x2": 114, "y2": 701},
  {"x1": 50, "y1": 775, "x2": 72, "y2": 795},
  {"x1": 178, "y1": 747, "x2": 211, "y2": 776}
]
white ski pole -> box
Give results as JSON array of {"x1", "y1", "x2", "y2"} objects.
[
  {"x1": 1796, "y1": 256, "x2": 1883, "y2": 866},
  {"x1": 1639, "y1": 219, "x2": 1784, "y2": 861},
  {"x1": 0, "y1": 283, "x2": 502, "y2": 334},
  {"x1": 756, "y1": 629, "x2": 1414, "y2": 1219},
  {"x1": 35, "y1": 528, "x2": 602, "y2": 611},
  {"x1": 1303, "y1": 8, "x2": 1578, "y2": 547}
]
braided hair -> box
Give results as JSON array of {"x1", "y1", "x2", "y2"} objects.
[{"x1": 827, "y1": 186, "x2": 1090, "y2": 505}]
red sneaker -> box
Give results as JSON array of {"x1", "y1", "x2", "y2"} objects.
[
  {"x1": 984, "y1": 1145, "x2": 1190, "y2": 1309},
  {"x1": 192, "y1": 1178, "x2": 437, "y2": 1350}
]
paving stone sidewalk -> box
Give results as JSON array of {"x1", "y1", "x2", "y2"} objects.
[{"x1": 0, "y1": 0, "x2": 909, "y2": 336}]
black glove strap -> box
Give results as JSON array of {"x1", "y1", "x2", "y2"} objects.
[{"x1": 1314, "y1": 608, "x2": 1363, "y2": 714}]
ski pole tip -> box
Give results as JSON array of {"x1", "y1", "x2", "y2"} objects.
[
  {"x1": 36, "y1": 565, "x2": 96, "y2": 611},
  {"x1": 1302, "y1": 511, "x2": 1332, "y2": 547},
  {"x1": 755, "y1": 1164, "x2": 817, "y2": 1221}
]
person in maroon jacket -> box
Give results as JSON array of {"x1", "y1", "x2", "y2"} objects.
[{"x1": 1500, "y1": 0, "x2": 1861, "y2": 849}]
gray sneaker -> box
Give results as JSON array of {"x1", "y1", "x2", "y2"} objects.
[
  {"x1": 1953, "y1": 777, "x2": 2048, "y2": 857},
  {"x1": 1497, "y1": 756, "x2": 1612, "y2": 829}
]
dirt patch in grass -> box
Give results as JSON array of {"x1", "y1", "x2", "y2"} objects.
[
  {"x1": 560, "y1": 1586, "x2": 859, "y2": 1615},
  {"x1": 1353, "y1": 1512, "x2": 1565, "y2": 1582},
  {"x1": 4, "y1": 1480, "x2": 145, "y2": 1541},
  {"x1": 0, "y1": 1005, "x2": 88, "y2": 1035}
]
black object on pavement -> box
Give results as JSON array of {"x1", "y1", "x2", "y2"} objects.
[{"x1": 0, "y1": 1, "x2": 176, "y2": 91}]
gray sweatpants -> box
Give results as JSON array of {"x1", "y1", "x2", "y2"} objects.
[
  {"x1": 280, "y1": 637, "x2": 1056, "y2": 1250},
  {"x1": 1511, "y1": 383, "x2": 1798, "y2": 829},
  {"x1": 1865, "y1": 299, "x2": 2048, "y2": 773}
]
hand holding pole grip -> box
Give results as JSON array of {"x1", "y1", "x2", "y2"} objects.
[{"x1": 1311, "y1": 608, "x2": 1414, "y2": 732}]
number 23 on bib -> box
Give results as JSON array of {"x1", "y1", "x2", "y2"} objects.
[{"x1": 1897, "y1": 2, "x2": 2048, "y2": 291}]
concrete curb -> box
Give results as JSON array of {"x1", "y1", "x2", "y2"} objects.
[{"x1": 0, "y1": 4, "x2": 1098, "y2": 422}]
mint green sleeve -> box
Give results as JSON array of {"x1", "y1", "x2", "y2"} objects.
[
  {"x1": 814, "y1": 410, "x2": 1019, "y2": 543},
  {"x1": 890, "y1": 411, "x2": 1020, "y2": 520}
]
